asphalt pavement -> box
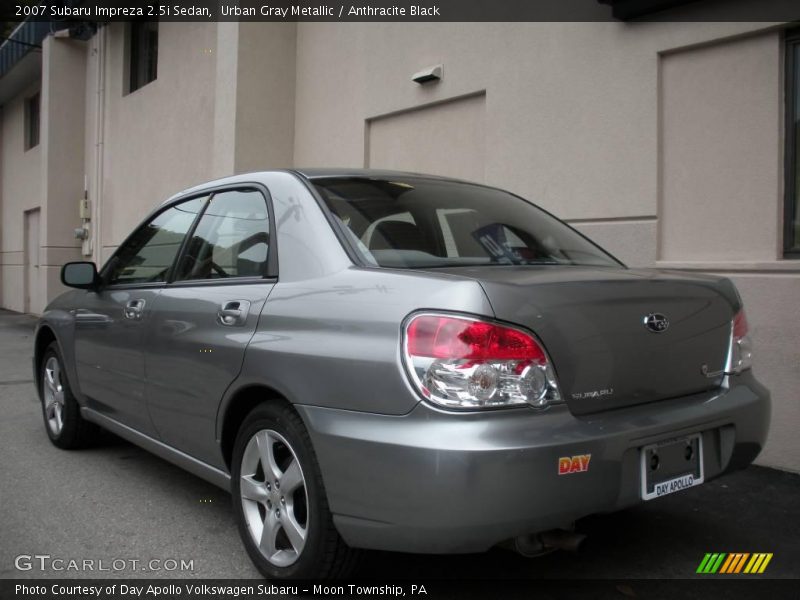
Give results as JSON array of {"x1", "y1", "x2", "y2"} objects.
[{"x1": 1, "y1": 308, "x2": 798, "y2": 584}]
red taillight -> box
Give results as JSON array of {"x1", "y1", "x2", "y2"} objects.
[
  {"x1": 729, "y1": 307, "x2": 753, "y2": 374},
  {"x1": 406, "y1": 315, "x2": 546, "y2": 362},
  {"x1": 403, "y1": 314, "x2": 561, "y2": 410},
  {"x1": 733, "y1": 309, "x2": 749, "y2": 339}
]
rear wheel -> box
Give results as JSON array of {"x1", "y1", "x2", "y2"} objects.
[
  {"x1": 39, "y1": 342, "x2": 98, "y2": 449},
  {"x1": 231, "y1": 403, "x2": 359, "y2": 579}
]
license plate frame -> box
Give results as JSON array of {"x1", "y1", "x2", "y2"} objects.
[{"x1": 640, "y1": 433, "x2": 704, "y2": 501}]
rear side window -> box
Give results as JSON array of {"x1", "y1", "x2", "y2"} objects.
[
  {"x1": 105, "y1": 196, "x2": 206, "y2": 285},
  {"x1": 313, "y1": 177, "x2": 622, "y2": 269},
  {"x1": 174, "y1": 189, "x2": 270, "y2": 281}
]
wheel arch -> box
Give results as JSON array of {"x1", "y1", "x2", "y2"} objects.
[
  {"x1": 33, "y1": 324, "x2": 58, "y2": 391},
  {"x1": 219, "y1": 384, "x2": 299, "y2": 472}
]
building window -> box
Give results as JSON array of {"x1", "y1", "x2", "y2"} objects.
[
  {"x1": 128, "y1": 21, "x2": 158, "y2": 93},
  {"x1": 785, "y1": 31, "x2": 800, "y2": 256},
  {"x1": 24, "y1": 93, "x2": 40, "y2": 150}
]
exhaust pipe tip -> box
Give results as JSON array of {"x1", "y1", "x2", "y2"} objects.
[
  {"x1": 513, "y1": 528, "x2": 587, "y2": 557},
  {"x1": 513, "y1": 534, "x2": 550, "y2": 558},
  {"x1": 539, "y1": 528, "x2": 587, "y2": 553}
]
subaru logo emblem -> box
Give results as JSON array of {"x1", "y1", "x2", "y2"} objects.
[{"x1": 644, "y1": 313, "x2": 669, "y2": 333}]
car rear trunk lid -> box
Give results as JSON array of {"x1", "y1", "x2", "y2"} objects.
[{"x1": 421, "y1": 266, "x2": 738, "y2": 415}]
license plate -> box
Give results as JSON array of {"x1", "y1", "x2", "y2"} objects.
[{"x1": 640, "y1": 433, "x2": 704, "y2": 501}]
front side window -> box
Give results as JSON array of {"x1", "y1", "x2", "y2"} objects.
[
  {"x1": 104, "y1": 197, "x2": 206, "y2": 285},
  {"x1": 128, "y1": 21, "x2": 158, "y2": 93},
  {"x1": 174, "y1": 189, "x2": 270, "y2": 281},
  {"x1": 786, "y1": 31, "x2": 800, "y2": 255},
  {"x1": 313, "y1": 177, "x2": 622, "y2": 269}
]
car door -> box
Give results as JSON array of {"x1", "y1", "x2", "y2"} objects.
[
  {"x1": 73, "y1": 196, "x2": 207, "y2": 436},
  {"x1": 144, "y1": 187, "x2": 276, "y2": 467}
]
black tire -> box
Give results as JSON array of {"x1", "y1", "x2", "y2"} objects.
[
  {"x1": 231, "y1": 402, "x2": 359, "y2": 580},
  {"x1": 38, "y1": 341, "x2": 99, "y2": 449}
]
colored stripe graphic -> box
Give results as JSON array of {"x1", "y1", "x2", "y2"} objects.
[
  {"x1": 720, "y1": 552, "x2": 750, "y2": 573},
  {"x1": 699, "y1": 553, "x2": 773, "y2": 574},
  {"x1": 719, "y1": 554, "x2": 736, "y2": 574},
  {"x1": 697, "y1": 553, "x2": 714, "y2": 573},
  {"x1": 744, "y1": 554, "x2": 760, "y2": 573},
  {"x1": 721, "y1": 553, "x2": 740, "y2": 574},
  {"x1": 751, "y1": 553, "x2": 773, "y2": 574},
  {"x1": 697, "y1": 553, "x2": 727, "y2": 573},
  {"x1": 710, "y1": 553, "x2": 726, "y2": 573},
  {"x1": 732, "y1": 553, "x2": 750, "y2": 573}
]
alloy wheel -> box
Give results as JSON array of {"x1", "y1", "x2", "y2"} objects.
[
  {"x1": 42, "y1": 356, "x2": 65, "y2": 436},
  {"x1": 239, "y1": 429, "x2": 308, "y2": 567}
]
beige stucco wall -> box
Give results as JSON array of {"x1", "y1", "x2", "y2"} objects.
[
  {"x1": 95, "y1": 22, "x2": 218, "y2": 262},
  {"x1": 654, "y1": 32, "x2": 798, "y2": 470},
  {"x1": 732, "y1": 274, "x2": 800, "y2": 470},
  {"x1": 210, "y1": 22, "x2": 297, "y2": 178},
  {"x1": 0, "y1": 38, "x2": 88, "y2": 315},
  {"x1": 39, "y1": 36, "x2": 87, "y2": 314},
  {"x1": 91, "y1": 21, "x2": 297, "y2": 263},
  {"x1": 292, "y1": 23, "x2": 787, "y2": 270},
  {"x1": 294, "y1": 23, "x2": 774, "y2": 216},
  {"x1": 368, "y1": 93, "x2": 486, "y2": 181},
  {"x1": 232, "y1": 23, "x2": 297, "y2": 173},
  {"x1": 0, "y1": 81, "x2": 42, "y2": 313},
  {"x1": 660, "y1": 33, "x2": 782, "y2": 262}
]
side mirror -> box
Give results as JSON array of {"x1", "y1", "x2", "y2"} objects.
[{"x1": 61, "y1": 261, "x2": 99, "y2": 290}]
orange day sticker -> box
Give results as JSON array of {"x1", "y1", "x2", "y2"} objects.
[{"x1": 558, "y1": 454, "x2": 591, "y2": 475}]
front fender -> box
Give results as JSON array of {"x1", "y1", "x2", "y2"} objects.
[{"x1": 34, "y1": 291, "x2": 85, "y2": 403}]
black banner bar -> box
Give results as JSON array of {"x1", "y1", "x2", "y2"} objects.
[
  {"x1": 3, "y1": 0, "x2": 800, "y2": 22},
  {"x1": 2, "y1": 579, "x2": 800, "y2": 600}
]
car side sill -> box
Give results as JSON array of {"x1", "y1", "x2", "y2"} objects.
[{"x1": 81, "y1": 408, "x2": 232, "y2": 493}]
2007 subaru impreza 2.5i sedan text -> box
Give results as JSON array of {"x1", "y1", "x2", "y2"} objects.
[{"x1": 34, "y1": 169, "x2": 770, "y2": 579}]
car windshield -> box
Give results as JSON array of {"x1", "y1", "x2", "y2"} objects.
[{"x1": 312, "y1": 177, "x2": 623, "y2": 269}]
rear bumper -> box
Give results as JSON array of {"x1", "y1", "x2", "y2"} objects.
[{"x1": 297, "y1": 373, "x2": 770, "y2": 553}]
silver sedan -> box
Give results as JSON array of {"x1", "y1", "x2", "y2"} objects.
[{"x1": 34, "y1": 169, "x2": 770, "y2": 579}]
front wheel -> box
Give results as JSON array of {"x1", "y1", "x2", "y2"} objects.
[
  {"x1": 231, "y1": 403, "x2": 358, "y2": 579},
  {"x1": 39, "y1": 342, "x2": 98, "y2": 449}
]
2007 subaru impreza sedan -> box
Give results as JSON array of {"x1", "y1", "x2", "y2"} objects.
[{"x1": 34, "y1": 169, "x2": 770, "y2": 579}]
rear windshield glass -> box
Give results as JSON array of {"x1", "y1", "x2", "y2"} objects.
[{"x1": 312, "y1": 177, "x2": 623, "y2": 269}]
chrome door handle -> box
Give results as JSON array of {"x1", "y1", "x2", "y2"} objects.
[
  {"x1": 124, "y1": 299, "x2": 146, "y2": 320},
  {"x1": 217, "y1": 300, "x2": 250, "y2": 326}
]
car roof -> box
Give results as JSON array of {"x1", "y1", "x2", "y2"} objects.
[
  {"x1": 162, "y1": 168, "x2": 476, "y2": 206},
  {"x1": 291, "y1": 168, "x2": 465, "y2": 183}
]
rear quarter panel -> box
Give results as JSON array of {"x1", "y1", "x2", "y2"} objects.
[
  {"x1": 229, "y1": 171, "x2": 495, "y2": 416},
  {"x1": 239, "y1": 268, "x2": 494, "y2": 415}
]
